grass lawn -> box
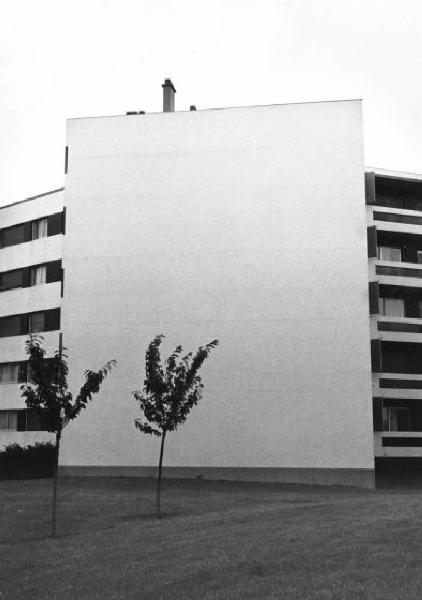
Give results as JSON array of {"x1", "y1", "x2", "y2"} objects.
[{"x1": 1, "y1": 477, "x2": 422, "y2": 599}]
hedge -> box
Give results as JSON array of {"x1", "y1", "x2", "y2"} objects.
[{"x1": 0, "y1": 442, "x2": 55, "y2": 479}]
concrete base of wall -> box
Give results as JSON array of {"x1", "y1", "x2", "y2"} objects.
[{"x1": 59, "y1": 466, "x2": 375, "y2": 489}]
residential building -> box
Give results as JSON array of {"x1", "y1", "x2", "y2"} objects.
[
  {"x1": 0, "y1": 189, "x2": 64, "y2": 447},
  {"x1": 367, "y1": 170, "x2": 422, "y2": 468},
  {"x1": 1, "y1": 81, "x2": 420, "y2": 486}
]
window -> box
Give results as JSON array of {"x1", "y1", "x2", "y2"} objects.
[
  {"x1": 0, "y1": 213, "x2": 63, "y2": 250},
  {"x1": 46, "y1": 260, "x2": 62, "y2": 285},
  {"x1": 0, "y1": 224, "x2": 25, "y2": 248},
  {"x1": 0, "y1": 409, "x2": 43, "y2": 431},
  {"x1": 378, "y1": 246, "x2": 402, "y2": 262},
  {"x1": 29, "y1": 311, "x2": 45, "y2": 333},
  {"x1": 0, "y1": 261, "x2": 62, "y2": 293},
  {"x1": 25, "y1": 410, "x2": 43, "y2": 431},
  {"x1": 0, "y1": 362, "x2": 27, "y2": 384},
  {"x1": 30, "y1": 265, "x2": 47, "y2": 286},
  {"x1": 383, "y1": 406, "x2": 411, "y2": 432},
  {"x1": 417, "y1": 251, "x2": 422, "y2": 264},
  {"x1": 0, "y1": 268, "x2": 24, "y2": 291},
  {"x1": 0, "y1": 363, "x2": 19, "y2": 384},
  {"x1": 379, "y1": 298, "x2": 405, "y2": 317},
  {"x1": 0, "y1": 309, "x2": 59, "y2": 337},
  {"x1": 0, "y1": 314, "x2": 23, "y2": 337},
  {"x1": 0, "y1": 410, "x2": 18, "y2": 430},
  {"x1": 31, "y1": 218, "x2": 48, "y2": 240}
]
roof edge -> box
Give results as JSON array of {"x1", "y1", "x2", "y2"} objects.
[
  {"x1": 0, "y1": 188, "x2": 65, "y2": 211},
  {"x1": 365, "y1": 167, "x2": 422, "y2": 181},
  {"x1": 67, "y1": 98, "x2": 363, "y2": 122}
]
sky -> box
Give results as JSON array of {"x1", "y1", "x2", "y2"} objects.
[{"x1": 1, "y1": 0, "x2": 422, "y2": 206}]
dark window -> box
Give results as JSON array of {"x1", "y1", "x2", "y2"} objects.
[
  {"x1": 65, "y1": 146, "x2": 69, "y2": 174},
  {"x1": 0, "y1": 268, "x2": 24, "y2": 291},
  {"x1": 0, "y1": 315, "x2": 23, "y2": 337},
  {"x1": 29, "y1": 312, "x2": 45, "y2": 333},
  {"x1": 0, "y1": 213, "x2": 63, "y2": 250},
  {"x1": 383, "y1": 437, "x2": 422, "y2": 447},
  {"x1": 0, "y1": 224, "x2": 25, "y2": 248},
  {"x1": 47, "y1": 213, "x2": 63, "y2": 237},
  {"x1": 375, "y1": 176, "x2": 422, "y2": 212},
  {"x1": 26, "y1": 409, "x2": 43, "y2": 431},
  {"x1": 0, "y1": 411, "x2": 18, "y2": 430},
  {"x1": 381, "y1": 341, "x2": 422, "y2": 374},
  {"x1": 0, "y1": 308, "x2": 60, "y2": 337},
  {"x1": 380, "y1": 379, "x2": 422, "y2": 389},
  {"x1": 0, "y1": 260, "x2": 62, "y2": 293},
  {"x1": 1, "y1": 409, "x2": 45, "y2": 432},
  {"x1": 44, "y1": 308, "x2": 60, "y2": 331},
  {"x1": 46, "y1": 260, "x2": 62, "y2": 284}
]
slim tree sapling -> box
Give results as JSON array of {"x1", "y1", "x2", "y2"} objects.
[{"x1": 134, "y1": 334, "x2": 218, "y2": 517}]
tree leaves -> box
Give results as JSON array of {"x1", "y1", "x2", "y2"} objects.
[
  {"x1": 20, "y1": 334, "x2": 116, "y2": 433},
  {"x1": 133, "y1": 335, "x2": 219, "y2": 436}
]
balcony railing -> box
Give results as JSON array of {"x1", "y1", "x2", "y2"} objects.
[
  {"x1": 373, "y1": 211, "x2": 422, "y2": 227},
  {"x1": 377, "y1": 320, "x2": 422, "y2": 333},
  {"x1": 376, "y1": 263, "x2": 422, "y2": 278}
]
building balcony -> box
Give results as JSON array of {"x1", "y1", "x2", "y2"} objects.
[
  {"x1": 0, "y1": 331, "x2": 61, "y2": 363},
  {"x1": 372, "y1": 316, "x2": 422, "y2": 342},
  {"x1": 373, "y1": 392, "x2": 422, "y2": 456},
  {"x1": 369, "y1": 206, "x2": 422, "y2": 236},
  {"x1": 373, "y1": 261, "x2": 422, "y2": 288},
  {"x1": 373, "y1": 373, "x2": 422, "y2": 399},
  {"x1": 375, "y1": 432, "x2": 422, "y2": 457},
  {"x1": 0, "y1": 235, "x2": 63, "y2": 274},
  {"x1": 0, "y1": 282, "x2": 61, "y2": 319}
]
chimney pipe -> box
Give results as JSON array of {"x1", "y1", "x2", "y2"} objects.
[{"x1": 162, "y1": 78, "x2": 176, "y2": 112}]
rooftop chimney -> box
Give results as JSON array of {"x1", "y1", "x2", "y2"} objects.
[{"x1": 162, "y1": 78, "x2": 176, "y2": 112}]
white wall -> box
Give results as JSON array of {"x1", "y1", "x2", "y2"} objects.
[{"x1": 60, "y1": 101, "x2": 374, "y2": 474}]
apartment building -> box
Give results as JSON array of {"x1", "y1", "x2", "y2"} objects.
[
  {"x1": 367, "y1": 170, "x2": 422, "y2": 466},
  {"x1": 0, "y1": 81, "x2": 420, "y2": 486},
  {"x1": 0, "y1": 189, "x2": 64, "y2": 447}
]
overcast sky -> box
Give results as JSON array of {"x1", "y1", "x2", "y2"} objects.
[{"x1": 1, "y1": 0, "x2": 422, "y2": 206}]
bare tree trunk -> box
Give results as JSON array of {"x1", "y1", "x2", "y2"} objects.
[
  {"x1": 156, "y1": 430, "x2": 166, "y2": 519},
  {"x1": 52, "y1": 429, "x2": 61, "y2": 537}
]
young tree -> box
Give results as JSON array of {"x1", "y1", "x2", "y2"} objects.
[
  {"x1": 21, "y1": 334, "x2": 116, "y2": 537},
  {"x1": 134, "y1": 334, "x2": 218, "y2": 517}
]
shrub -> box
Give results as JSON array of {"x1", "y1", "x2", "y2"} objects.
[{"x1": 0, "y1": 442, "x2": 55, "y2": 480}]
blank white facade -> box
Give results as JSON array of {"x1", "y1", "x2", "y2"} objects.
[{"x1": 58, "y1": 100, "x2": 375, "y2": 487}]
